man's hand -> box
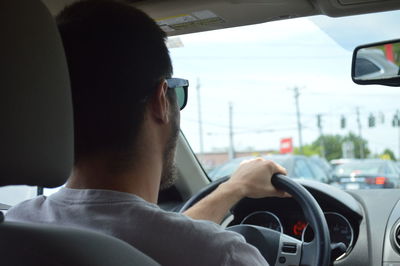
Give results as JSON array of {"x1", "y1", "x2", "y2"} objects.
[
  {"x1": 224, "y1": 157, "x2": 289, "y2": 199},
  {"x1": 183, "y1": 158, "x2": 289, "y2": 224}
]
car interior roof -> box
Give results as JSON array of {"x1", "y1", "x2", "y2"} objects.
[{"x1": 43, "y1": 0, "x2": 400, "y2": 37}]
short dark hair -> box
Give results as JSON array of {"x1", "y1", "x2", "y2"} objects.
[{"x1": 57, "y1": 0, "x2": 173, "y2": 165}]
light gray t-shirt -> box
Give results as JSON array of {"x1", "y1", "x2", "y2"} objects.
[{"x1": 5, "y1": 187, "x2": 267, "y2": 266}]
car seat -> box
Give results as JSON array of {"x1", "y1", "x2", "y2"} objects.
[{"x1": 0, "y1": 1, "x2": 159, "y2": 265}]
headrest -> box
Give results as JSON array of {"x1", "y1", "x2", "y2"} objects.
[{"x1": 0, "y1": 0, "x2": 73, "y2": 187}]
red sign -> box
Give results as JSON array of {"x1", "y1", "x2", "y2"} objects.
[
  {"x1": 385, "y1": 44, "x2": 395, "y2": 62},
  {"x1": 280, "y1": 138, "x2": 293, "y2": 154}
]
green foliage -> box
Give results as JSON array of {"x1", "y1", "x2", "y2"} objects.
[
  {"x1": 312, "y1": 134, "x2": 343, "y2": 161},
  {"x1": 381, "y1": 148, "x2": 396, "y2": 160},
  {"x1": 293, "y1": 145, "x2": 320, "y2": 157},
  {"x1": 343, "y1": 132, "x2": 370, "y2": 159},
  {"x1": 294, "y1": 132, "x2": 370, "y2": 161}
]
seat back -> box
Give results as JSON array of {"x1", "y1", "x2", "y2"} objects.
[
  {"x1": 0, "y1": 220, "x2": 159, "y2": 266},
  {"x1": 0, "y1": 1, "x2": 158, "y2": 265},
  {"x1": 0, "y1": 0, "x2": 73, "y2": 188}
]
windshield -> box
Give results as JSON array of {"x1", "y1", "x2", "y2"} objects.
[
  {"x1": 171, "y1": 10, "x2": 400, "y2": 189},
  {"x1": 1, "y1": 10, "x2": 400, "y2": 208}
]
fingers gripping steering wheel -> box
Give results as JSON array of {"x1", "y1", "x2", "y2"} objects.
[{"x1": 180, "y1": 174, "x2": 331, "y2": 266}]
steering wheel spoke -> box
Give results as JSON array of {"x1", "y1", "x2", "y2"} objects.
[
  {"x1": 300, "y1": 240, "x2": 317, "y2": 266},
  {"x1": 277, "y1": 233, "x2": 302, "y2": 266}
]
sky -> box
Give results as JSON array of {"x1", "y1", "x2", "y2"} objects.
[{"x1": 169, "y1": 10, "x2": 400, "y2": 158}]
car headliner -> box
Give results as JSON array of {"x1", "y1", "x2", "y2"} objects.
[{"x1": 42, "y1": 0, "x2": 400, "y2": 37}]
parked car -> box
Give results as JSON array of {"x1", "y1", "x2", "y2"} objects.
[
  {"x1": 332, "y1": 159, "x2": 400, "y2": 189},
  {"x1": 330, "y1": 158, "x2": 360, "y2": 171},
  {"x1": 310, "y1": 156, "x2": 333, "y2": 179},
  {"x1": 208, "y1": 155, "x2": 331, "y2": 183}
]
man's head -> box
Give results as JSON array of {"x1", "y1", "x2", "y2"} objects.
[{"x1": 57, "y1": 0, "x2": 180, "y2": 188}]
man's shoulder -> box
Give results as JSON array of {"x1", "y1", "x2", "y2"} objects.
[{"x1": 6, "y1": 196, "x2": 46, "y2": 220}]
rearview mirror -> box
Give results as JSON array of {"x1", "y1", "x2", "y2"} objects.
[{"x1": 352, "y1": 39, "x2": 400, "y2": 87}]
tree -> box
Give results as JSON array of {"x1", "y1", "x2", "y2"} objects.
[
  {"x1": 293, "y1": 144, "x2": 320, "y2": 157},
  {"x1": 343, "y1": 132, "x2": 370, "y2": 159},
  {"x1": 294, "y1": 132, "x2": 370, "y2": 161},
  {"x1": 312, "y1": 135, "x2": 343, "y2": 161},
  {"x1": 381, "y1": 148, "x2": 396, "y2": 160}
]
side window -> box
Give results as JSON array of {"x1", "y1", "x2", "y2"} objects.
[
  {"x1": 0, "y1": 185, "x2": 37, "y2": 210},
  {"x1": 294, "y1": 159, "x2": 314, "y2": 179},
  {"x1": 0, "y1": 185, "x2": 62, "y2": 212}
]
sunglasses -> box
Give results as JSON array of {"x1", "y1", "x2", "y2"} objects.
[{"x1": 166, "y1": 78, "x2": 189, "y2": 110}]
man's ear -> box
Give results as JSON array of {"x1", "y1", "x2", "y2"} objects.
[{"x1": 150, "y1": 80, "x2": 170, "y2": 124}]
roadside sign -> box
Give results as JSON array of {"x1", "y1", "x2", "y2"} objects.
[{"x1": 280, "y1": 138, "x2": 293, "y2": 154}]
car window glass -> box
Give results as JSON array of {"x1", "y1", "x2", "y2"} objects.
[
  {"x1": 0, "y1": 186, "x2": 37, "y2": 208},
  {"x1": 307, "y1": 161, "x2": 327, "y2": 181},
  {"x1": 393, "y1": 163, "x2": 400, "y2": 173},
  {"x1": 386, "y1": 162, "x2": 397, "y2": 175},
  {"x1": 294, "y1": 160, "x2": 315, "y2": 179}
]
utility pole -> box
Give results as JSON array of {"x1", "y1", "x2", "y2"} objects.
[
  {"x1": 228, "y1": 102, "x2": 236, "y2": 160},
  {"x1": 317, "y1": 114, "x2": 326, "y2": 158},
  {"x1": 356, "y1": 107, "x2": 365, "y2": 159},
  {"x1": 196, "y1": 78, "x2": 204, "y2": 156},
  {"x1": 292, "y1": 87, "x2": 303, "y2": 154},
  {"x1": 392, "y1": 110, "x2": 400, "y2": 159}
]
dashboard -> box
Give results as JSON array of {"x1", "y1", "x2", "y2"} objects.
[
  {"x1": 224, "y1": 180, "x2": 400, "y2": 265},
  {"x1": 170, "y1": 177, "x2": 400, "y2": 265},
  {"x1": 239, "y1": 210, "x2": 354, "y2": 260}
]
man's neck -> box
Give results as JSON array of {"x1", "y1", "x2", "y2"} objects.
[{"x1": 66, "y1": 153, "x2": 162, "y2": 203}]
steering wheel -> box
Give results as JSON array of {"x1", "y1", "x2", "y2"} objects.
[{"x1": 180, "y1": 174, "x2": 331, "y2": 266}]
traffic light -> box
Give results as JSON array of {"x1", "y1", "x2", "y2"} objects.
[
  {"x1": 368, "y1": 113, "x2": 375, "y2": 128},
  {"x1": 340, "y1": 115, "x2": 346, "y2": 129}
]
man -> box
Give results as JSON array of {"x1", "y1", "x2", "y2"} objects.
[{"x1": 6, "y1": 1, "x2": 288, "y2": 265}]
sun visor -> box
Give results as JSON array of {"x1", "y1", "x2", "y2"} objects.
[{"x1": 318, "y1": 0, "x2": 400, "y2": 17}]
